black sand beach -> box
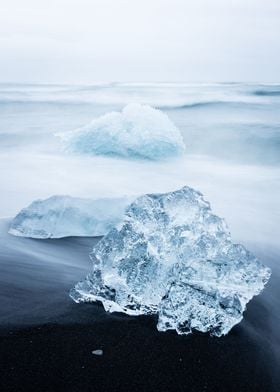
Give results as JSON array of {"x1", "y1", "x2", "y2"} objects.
[
  {"x1": 0, "y1": 307, "x2": 278, "y2": 392},
  {"x1": 0, "y1": 219, "x2": 279, "y2": 392}
]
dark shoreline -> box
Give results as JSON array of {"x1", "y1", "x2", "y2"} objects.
[{"x1": 0, "y1": 300, "x2": 279, "y2": 392}]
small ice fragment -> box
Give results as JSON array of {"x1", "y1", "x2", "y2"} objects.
[{"x1": 92, "y1": 349, "x2": 103, "y2": 356}]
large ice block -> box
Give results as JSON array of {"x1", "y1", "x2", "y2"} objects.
[{"x1": 71, "y1": 186, "x2": 271, "y2": 336}]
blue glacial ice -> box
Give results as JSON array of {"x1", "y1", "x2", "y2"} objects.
[
  {"x1": 70, "y1": 186, "x2": 271, "y2": 336},
  {"x1": 58, "y1": 103, "x2": 186, "y2": 159},
  {"x1": 9, "y1": 195, "x2": 134, "y2": 238}
]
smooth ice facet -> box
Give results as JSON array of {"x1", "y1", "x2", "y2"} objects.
[
  {"x1": 9, "y1": 195, "x2": 133, "y2": 238},
  {"x1": 70, "y1": 186, "x2": 271, "y2": 336}
]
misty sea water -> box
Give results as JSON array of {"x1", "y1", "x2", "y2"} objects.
[{"x1": 0, "y1": 83, "x2": 279, "y2": 243}]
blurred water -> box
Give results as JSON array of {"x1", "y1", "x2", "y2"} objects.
[
  {"x1": 0, "y1": 82, "x2": 279, "y2": 162},
  {"x1": 0, "y1": 83, "x2": 279, "y2": 247}
]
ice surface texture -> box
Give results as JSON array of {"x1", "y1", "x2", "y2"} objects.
[
  {"x1": 59, "y1": 103, "x2": 186, "y2": 159},
  {"x1": 9, "y1": 195, "x2": 133, "y2": 238},
  {"x1": 71, "y1": 186, "x2": 271, "y2": 336}
]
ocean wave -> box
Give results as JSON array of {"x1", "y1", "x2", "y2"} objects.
[
  {"x1": 158, "y1": 100, "x2": 268, "y2": 110},
  {"x1": 253, "y1": 89, "x2": 280, "y2": 97},
  {"x1": 0, "y1": 98, "x2": 267, "y2": 110},
  {"x1": 0, "y1": 99, "x2": 91, "y2": 106},
  {"x1": 0, "y1": 82, "x2": 269, "y2": 108}
]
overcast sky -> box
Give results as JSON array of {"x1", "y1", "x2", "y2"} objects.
[{"x1": 0, "y1": 0, "x2": 279, "y2": 83}]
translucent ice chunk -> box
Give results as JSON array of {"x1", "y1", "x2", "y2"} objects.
[
  {"x1": 9, "y1": 195, "x2": 134, "y2": 238},
  {"x1": 70, "y1": 186, "x2": 271, "y2": 336},
  {"x1": 58, "y1": 103, "x2": 186, "y2": 159}
]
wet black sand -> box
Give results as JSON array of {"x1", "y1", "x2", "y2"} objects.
[
  {"x1": 0, "y1": 307, "x2": 278, "y2": 392},
  {"x1": 0, "y1": 219, "x2": 279, "y2": 392}
]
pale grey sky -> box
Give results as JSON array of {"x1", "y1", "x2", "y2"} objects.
[{"x1": 0, "y1": 0, "x2": 279, "y2": 83}]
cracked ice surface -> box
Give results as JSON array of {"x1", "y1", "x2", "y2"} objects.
[{"x1": 70, "y1": 186, "x2": 271, "y2": 336}]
